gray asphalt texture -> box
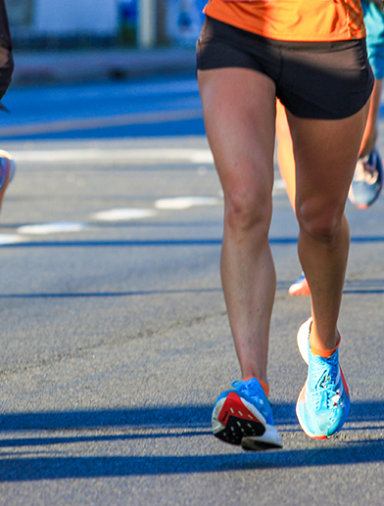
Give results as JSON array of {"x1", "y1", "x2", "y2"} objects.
[{"x1": 0, "y1": 133, "x2": 383, "y2": 505}]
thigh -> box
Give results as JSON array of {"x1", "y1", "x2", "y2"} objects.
[
  {"x1": 275, "y1": 100, "x2": 297, "y2": 207},
  {"x1": 287, "y1": 105, "x2": 369, "y2": 215},
  {"x1": 198, "y1": 67, "x2": 276, "y2": 207}
]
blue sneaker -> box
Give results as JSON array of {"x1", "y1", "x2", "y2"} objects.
[
  {"x1": 296, "y1": 318, "x2": 350, "y2": 439},
  {"x1": 212, "y1": 377, "x2": 283, "y2": 450},
  {"x1": 348, "y1": 148, "x2": 383, "y2": 209},
  {"x1": 0, "y1": 150, "x2": 16, "y2": 211}
]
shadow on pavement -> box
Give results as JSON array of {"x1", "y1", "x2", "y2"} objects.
[
  {"x1": 0, "y1": 402, "x2": 383, "y2": 480},
  {"x1": 0, "y1": 402, "x2": 382, "y2": 432},
  {"x1": 1, "y1": 443, "x2": 384, "y2": 481},
  {"x1": 0, "y1": 288, "x2": 222, "y2": 299},
  {"x1": 0, "y1": 406, "x2": 214, "y2": 431}
]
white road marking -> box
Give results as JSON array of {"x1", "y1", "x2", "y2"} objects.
[
  {"x1": 2, "y1": 175, "x2": 286, "y2": 242},
  {"x1": 0, "y1": 234, "x2": 26, "y2": 244},
  {"x1": 154, "y1": 196, "x2": 221, "y2": 210},
  {"x1": 274, "y1": 179, "x2": 286, "y2": 189},
  {"x1": 272, "y1": 179, "x2": 286, "y2": 195},
  {"x1": 92, "y1": 208, "x2": 157, "y2": 221},
  {"x1": 197, "y1": 166, "x2": 208, "y2": 176},
  {"x1": 11, "y1": 148, "x2": 214, "y2": 165},
  {"x1": 17, "y1": 222, "x2": 87, "y2": 235}
]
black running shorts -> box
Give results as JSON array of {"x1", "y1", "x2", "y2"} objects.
[
  {"x1": 0, "y1": 0, "x2": 13, "y2": 101},
  {"x1": 196, "y1": 16, "x2": 374, "y2": 120}
]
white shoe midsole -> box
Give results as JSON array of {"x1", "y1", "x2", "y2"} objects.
[
  {"x1": 242, "y1": 424, "x2": 283, "y2": 448},
  {"x1": 297, "y1": 317, "x2": 312, "y2": 364}
]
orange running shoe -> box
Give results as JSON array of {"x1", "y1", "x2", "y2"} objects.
[{"x1": 288, "y1": 273, "x2": 311, "y2": 296}]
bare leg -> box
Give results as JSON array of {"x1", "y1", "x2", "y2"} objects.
[
  {"x1": 288, "y1": 105, "x2": 369, "y2": 352},
  {"x1": 276, "y1": 100, "x2": 296, "y2": 210},
  {"x1": 198, "y1": 68, "x2": 276, "y2": 385},
  {"x1": 277, "y1": 80, "x2": 381, "y2": 207}
]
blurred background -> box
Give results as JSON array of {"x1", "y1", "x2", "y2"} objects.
[
  {"x1": 2, "y1": 0, "x2": 207, "y2": 139},
  {"x1": 6, "y1": 0, "x2": 206, "y2": 50}
]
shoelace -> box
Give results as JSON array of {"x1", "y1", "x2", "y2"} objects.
[{"x1": 309, "y1": 355, "x2": 341, "y2": 411}]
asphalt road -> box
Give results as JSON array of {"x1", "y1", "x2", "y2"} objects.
[{"x1": 0, "y1": 76, "x2": 383, "y2": 505}]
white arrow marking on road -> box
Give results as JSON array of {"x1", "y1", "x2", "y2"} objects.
[
  {"x1": 92, "y1": 208, "x2": 157, "y2": 221},
  {"x1": 11, "y1": 148, "x2": 214, "y2": 164},
  {"x1": 17, "y1": 222, "x2": 87, "y2": 235},
  {"x1": 155, "y1": 197, "x2": 221, "y2": 210}
]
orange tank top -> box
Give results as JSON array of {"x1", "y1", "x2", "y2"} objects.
[{"x1": 203, "y1": 0, "x2": 366, "y2": 42}]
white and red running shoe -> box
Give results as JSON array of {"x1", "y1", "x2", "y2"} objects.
[{"x1": 212, "y1": 377, "x2": 283, "y2": 451}]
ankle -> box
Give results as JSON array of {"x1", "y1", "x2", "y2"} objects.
[
  {"x1": 243, "y1": 375, "x2": 269, "y2": 397},
  {"x1": 309, "y1": 327, "x2": 341, "y2": 358}
]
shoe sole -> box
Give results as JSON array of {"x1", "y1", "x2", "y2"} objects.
[
  {"x1": 348, "y1": 186, "x2": 375, "y2": 210},
  {"x1": 241, "y1": 423, "x2": 283, "y2": 451},
  {"x1": 297, "y1": 317, "x2": 312, "y2": 364},
  {"x1": 212, "y1": 392, "x2": 266, "y2": 446}
]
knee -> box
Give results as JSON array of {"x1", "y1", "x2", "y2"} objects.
[
  {"x1": 296, "y1": 199, "x2": 344, "y2": 246},
  {"x1": 224, "y1": 186, "x2": 272, "y2": 236}
]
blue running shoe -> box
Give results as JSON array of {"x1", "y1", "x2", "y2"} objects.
[
  {"x1": 0, "y1": 150, "x2": 15, "y2": 211},
  {"x1": 348, "y1": 148, "x2": 383, "y2": 209},
  {"x1": 296, "y1": 318, "x2": 350, "y2": 439},
  {"x1": 212, "y1": 377, "x2": 283, "y2": 450}
]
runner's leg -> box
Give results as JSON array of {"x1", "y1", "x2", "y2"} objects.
[
  {"x1": 276, "y1": 100, "x2": 296, "y2": 209},
  {"x1": 198, "y1": 67, "x2": 276, "y2": 385},
  {"x1": 359, "y1": 78, "x2": 383, "y2": 157},
  {"x1": 288, "y1": 105, "x2": 369, "y2": 352}
]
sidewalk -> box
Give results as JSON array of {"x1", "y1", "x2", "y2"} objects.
[{"x1": 11, "y1": 46, "x2": 197, "y2": 86}]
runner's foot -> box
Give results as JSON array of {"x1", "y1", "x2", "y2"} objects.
[
  {"x1": 296, "y1": 318, "x2": 350, "y2": 439},
  {"x1": 212, "y1": 377, "x2": 283, "y2": 450},
  {"x1": 289, "y1": 273, "x2": 311, "y2": 296},
  {"x1": 348, "y1": 148, "x2": 383, "y2": 209}
]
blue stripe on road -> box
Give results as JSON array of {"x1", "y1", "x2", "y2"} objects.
[
  {"x1": 1, "y1": 236, "x2": 383, "y2": 248},
  {"x1": 3, "y1": 117, "x2": 206, "y2": 140},
  {"x1": 0, "y1": 76, "x2": 204, "y2": 139}
]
